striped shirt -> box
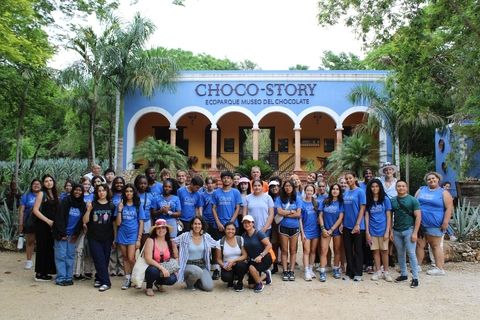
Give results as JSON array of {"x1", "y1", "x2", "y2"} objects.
[{"x1": 173, "y1": 231, "x2": 220, "y2": 282}]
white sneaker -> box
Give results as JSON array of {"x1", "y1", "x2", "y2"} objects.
[
  {"x1": 24, "y1": 260, "x2": 33, "y2": 270},
  {"x1": 426, "y1": 267, "x2": 446, "y2": 276},
  {"x1": 304, "y1": 271, "x2": 312, "y2": 281},
  {"x1": 308, "y1": 268, "x2": 316, "y2": 279},
  {"x1": 384, "y1": 272, "x2": 393, "y2": 282},
  {"x1": 371, "y1": 271, "x2": 383, "y2": 281},
  {"x1": 449, "y1": 235, "x2": 457, "y2": 242}
]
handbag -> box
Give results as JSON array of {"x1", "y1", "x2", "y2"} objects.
[
  {"x1": 160, "y1": 259, "x2": 180, "y2": 274},
  {"x1": 131, "y1": 247, "x2": 148, "y2": 288},
  {"x1": 274, "y1": 202, "x2": 290, "y2": 224}
]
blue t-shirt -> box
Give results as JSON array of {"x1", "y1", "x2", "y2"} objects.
[
  {"x1": 149, "y1": 181, "x2": 163, "y2": 196},
  {"x1": 83, "y1": 193, "x2": 94, "y2": 203},
  {"x1": 301, "y1": 200, "x2": 320, "y2": 239},
  {"x1": 66, "y1": 207, "x2": 82, "y2": 236},
  {"x1": 359, "y1": 181, "x2": 368, "y2": 192},
  {"x1": 138, "y1": 192, "x2": 154, "y2": 222},
  {"x1": 417, "y1": 186, "x2": 445, "y2": 228},
  {"x1": 201, "y1": 191, "x2": 215, "y2": 225},
  {"x1": 212, "y1": 188, "x2": 242, "y2": 227},
  {"x1": 274, "y1": 195, "x2": 303, "y2": 228},
  {"x1": 112, "y1": 193, "x2": 122, "y2": 206},
  {"x1": 319, "y1": 199, "x2": 344, "y2": 236},
  {"x1": 367, "y1": 197, "x2": 392, "y2": 237},
  {"x1": 20, "y1": 192, "x2": 37, "y2": 223},
  {"x1": 177, "y1": 186, "x2": 203, "y2": 222},
  {"x1": 60, "y1": 192, "x2": 70, "y2": 201},
  {"x1": 115, "y1": 203, "x2": 146, "y2": 245},
  {"x1": 343, "y1": 187, "x2": 367, "y2": 230},
  {"x1": 154, "y1": 194, "x2": 181, "y2": 220}
]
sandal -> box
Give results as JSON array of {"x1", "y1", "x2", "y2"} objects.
[{"x1": 145, "y1": 288, "x2": 154, "y2": 297}]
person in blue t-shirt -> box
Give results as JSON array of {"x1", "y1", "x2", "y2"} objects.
[
  {"x1": 274, "y1": 179, "x2": 303, "y2": 282},
  {"x1": 201, "y1": 177, "x2": 217, "y2": 233},
  {"x1": 145, "y1": 167, "x2": 163, "y2": 196},
  {"x1": 177, "y1": 175, "x2": 204, "y2": 233},
  {"x1": 18, "y1": 179, "x2": 42, "y2": 270},
  {"x1": 365, "y1": 179, "x2": 393, "y2": 282},
  {"x1": 109, "y1": 176, "x2": 125, "y2": 276},
  {"x1": 153, "y1": 178, "x2": 181, "y2": 238},
  {"x1": 342, "y1": 171, "x2": 367, "y2": 281},
  {"x1": 59, "y1": 180, "x2": 73, "y2": 201},
  {"x1": 300, "y1": 184, "x2": 320, "y2": 281},
  {"x1": 115, "y1": 183, "x2": 145, "y2": 290},
  {"x1": 318, "y1": 183, "x2": 344, "y2": 281},
  {"x1": 358, "y1": 168, "x2": 374, "y2": 192},
  {"x1": 135, "y1": 175, "x2": 156, "y2": 247}
]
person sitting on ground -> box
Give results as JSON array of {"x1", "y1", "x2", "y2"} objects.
[{"x1": 144, "y1": 219, "x2": 178, "y2": 296}]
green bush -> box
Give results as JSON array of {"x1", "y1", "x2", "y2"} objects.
[
  {"x1": 235, "y1": 159, "x2": 273, "y2": 180},
  {"x1": 400, "y1": 154, "x2": 435, "y2": 194}
]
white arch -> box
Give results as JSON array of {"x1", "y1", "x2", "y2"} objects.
[
  {"x1": 296, "y1": 106, "x2": 341, "y2": 128},
  {"x1": 213, "y1": 106, "x2": 256, "y2": 128},
  {"x1": 172, "y1": 106, "x2": 215, "y2": 127},
  {"x1": 256, "y1": 106, "x2": 298, "y2": 129},
  {"x1": 125, "y1": 106, "x2": 174, "y2": 169},
  {"x1": 339, "y1": 106, "x2": 369, "y2": 128}
]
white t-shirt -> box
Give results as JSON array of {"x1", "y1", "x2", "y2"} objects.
[
  {"x1": 245, "y1": 193, "x2": 274, "y2": 231},
  {"x1": 222, "y1": 238, "x2": 243, "y2": 262}
]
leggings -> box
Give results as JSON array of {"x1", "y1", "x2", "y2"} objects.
[
  {"x1": 220, "y1": 261, "x2": 248, "y2": 284},
  {"x1": 184, "y1": 265, "x2": 214, "y2": 291}
]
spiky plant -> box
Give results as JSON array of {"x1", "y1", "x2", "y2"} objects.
[{"x1": 132, "y1": 137, "x2": 187, "y2": 172}]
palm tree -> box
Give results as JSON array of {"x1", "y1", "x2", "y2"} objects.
[
  {"x1": 104, "y1": 13, "x2": 178, "y2": 171},
  {"x1": 349, "y1": 84, "x2": 444, "y2": 184},
  {"x1": 326, "y1": 132, "x2": 379, "y2": 179},
  {"x1": 132, "y1": 137, "x2": 187, "y2": 172}
]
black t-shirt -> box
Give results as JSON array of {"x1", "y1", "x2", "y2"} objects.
[
  {"x1": 87, "y1": 201, "x2": 115, "y2": 242},
  {"x1": 242, "y1": 230, "x2": 267, "y2": 259}
]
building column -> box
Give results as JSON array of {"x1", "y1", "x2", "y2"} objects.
[
  {"x1": 170, "y1": 128, "x2": 177, "y2": 146},
  {"x1": 294, "y1": 128, "x2": 301, "y2": 171},
  {"x1": 335, "y1": 127, "x2": 344, "y2": 148},
  {"x1": 210, "y1": 127, "x2": 218, "y2": 170},
  {"x1": 252, "y1": 128, "x2": 260, "y2": 160}
]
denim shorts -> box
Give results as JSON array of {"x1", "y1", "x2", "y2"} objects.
[{"x1": 424, "y1": 227, "x2": 445, "y2": 237}]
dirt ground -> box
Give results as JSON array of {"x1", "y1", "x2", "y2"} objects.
[{"x1": 0, "y1": 251, "x2": 479, "y2": 320}]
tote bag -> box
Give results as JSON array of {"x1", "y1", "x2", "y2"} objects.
[{"x1": 131, "y1": 246, "x2": 148, "y2": 287}]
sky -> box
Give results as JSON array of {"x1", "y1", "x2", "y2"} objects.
[{"x1": 50, "y1": 0, "x2": 364, "y2": 70}]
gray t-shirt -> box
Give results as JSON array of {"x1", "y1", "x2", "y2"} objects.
[{"x1": 245, "y1": 193, "x2": 274, "y2": 231}]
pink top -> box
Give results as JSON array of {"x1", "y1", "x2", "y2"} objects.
[{"x1": 153, "y1": 239, "x2": 171, "y2": 263}]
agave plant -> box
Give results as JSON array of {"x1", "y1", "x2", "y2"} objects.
[
  {"x1": 0, "y1": 200, "x2": 18, "y2": 241},
  {"x1": 451, "y1": 198, "x2": 480, "y2": 241},
  {"x1": 132, "y1": 137, "x2": 188, "y2": 172}
]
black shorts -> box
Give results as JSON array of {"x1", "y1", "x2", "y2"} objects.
[
  {"x1": 247, "y1": 254, "x2": 273, "y2": 284},
  {"x1": 278, "y1": 226, "x2": 300, "y2": 238}
]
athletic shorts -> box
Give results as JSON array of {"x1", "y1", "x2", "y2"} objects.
[{"x1": 278, "y1": 226, "x2": 300, "y2": 238}]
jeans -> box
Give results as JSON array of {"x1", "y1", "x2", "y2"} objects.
[
  {"x1": 88, "y1": 238, "x2": 113, "y2": 286},
  {"x1": 54, "y1": 238, "x2": 76, "y2": 283},
  {"x1": 393, "y1": 227, "x2": 418, "y2": 279},
  {"x1": 184, "y1": 265, "x2": 214, "y2": 291},
  {"x1": 145, "y1": 265, "x2": 178, "y2": 289}
]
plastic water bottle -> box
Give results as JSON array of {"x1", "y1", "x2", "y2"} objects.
[{"x1": 17, "y1": 234, "x2": 25, "y2": 250}]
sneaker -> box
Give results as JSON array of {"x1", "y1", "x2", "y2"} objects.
[
  {"x1": 353, "y1": 276, "x2": 363, "y2": 282},
  {"x1": 121, "y1": 278, "x2": 131, "y2": 290},
  {"x1": 282, "y1": 271, "x2": 289, "y2": 281},
  {"x1": 74, "y1": 274, "x2": 85, "y2": 281},
  {"x1": 24, "y1": 260, "x2": 33, "y2": 270},
  {"x1": 319, "y1": 271, "x2": 326, "y2": 282},
  {"x1": 271, "y1": 264, "x2": 278, "y2": 274},
  {"x1": 426, "y1": 267, "x2": 446, "y2": 276},
  {"x1": 211, "y1": 269, "x2": 220, "y2": 280},
  {"x1": 99, "y1": 284, "x2": 110, "y2": 292},
  {"x1": 253, "y1": 282, "x2": 264, "y2": 293},
  {"x1": 110, "y1": 272, "x2": 117, "y2": 277},
  {"x1": 234, "y1": 281, "x2": 244, "y2": 292},
  {"x1": 288, "y1": 271, "x2": 295, "y2": 281},
  {"x1": 333, "y1": 268, "x2": 341, "y2": 279},
  {"x1": 265, "y1": 269, "x2": 272, "y2": 285},
  {"x1": 449, "y1": 235, "x2": 457, "y2": 242},
  {"x1": 304, "y1": 271, "x2": 312, "y2": 281},
  {"x1": 384, "y1": 272, "x2": 393, "y2": 282},
  {"x1": 395, "y1": 275, "x2": 408, "y2": 282},
  {"x1": 64, "y1": 280, "x2": 74, "y2": 286},
  {"x1": 84, "y1": 273, "x2": 93, "y2": 280},
  {"x1": 410, "y1": 279, "x2": 419, "y2": 288},
  {"x1": 366, "y1": 266, "x2": 374, "y2": 274},
  {"x1": 94, "y1": 281, "x2": 101, "y2": 288},
  {"x1": 55, "y1": 281, "x2": 66, "y2": 286},
  {"x1": 371, "y1": 271, "x2": 382, "y2": 281},
  {"x1": 308, "y1": 268, "x2": 316, "y2": 279},
  {"x1": 35, "y1": 274, "x2": 51, "y2": 282},
  {"x1": 227, "y1": 281, "x2": 234, "y2": 288}
]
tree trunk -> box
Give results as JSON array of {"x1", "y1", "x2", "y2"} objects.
[
  {"x1": 114, "y1": 89, "x2": 120, "y2": 171},
  {"x1": 108, "y1": 103, "x2": 114, "y2": 169},
  {"x1": 87, "y1": 109, "x2": 94, "y2": 168},
  {"x1": 14, "y1": 84, "x2": 29, "y2": 185},
  {"x1": 405, "y1": 140, "x2": 410, "y2": 191}
]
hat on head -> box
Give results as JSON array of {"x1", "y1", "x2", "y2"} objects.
[
  {"x1": 379, "y1": 162, "x2": 398, "y2": 175},
  {"x1": 238, "y1": 177, "x2": 250, "y2": 184},
  {"x1": 268, "y1": 180, "x2": 280, "y2": 187},
  {"x1": 149, "y1": 218, "x2": 173, "y2": 234},
  {"x1": 242, "y1": 215, "x2": 255, "y2": 223}
]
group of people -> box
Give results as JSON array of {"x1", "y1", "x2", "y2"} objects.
[{"x1": 16, "y1": 161, "x2": 454, "y2": 294}]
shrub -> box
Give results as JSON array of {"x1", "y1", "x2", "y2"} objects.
[{"x1": 236, "y1": 159, "x2": 273, "y2": 180}]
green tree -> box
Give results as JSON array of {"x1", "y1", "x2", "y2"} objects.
[
  {"x1": 289, "y1": 65, "x2": 309, "y2": 70},
  {"x1": 319, "y1": 50, "x2": 366, "y2": 70},
  {"x1": 148, "y1": 47, "x2": 240, "y2": 70},
  {"x1": 132, "y1": 137, "x2": 187, "y2": 172}
]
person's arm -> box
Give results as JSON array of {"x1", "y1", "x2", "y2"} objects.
[
  {"x1": 384, "y1": 209, "x2": 392, "y2": 241},
  {"x1": 32, "y1": 193, "x2": 53, "y2": 227},
  {"x1": 171, "y1": 240, "x2": 179, "y2": 259},
  {"x1": 115, "y1": 202, "x2": 123, "y2": 227},
  {"x1": 254, "y1": 236, "x2": 272, "y2": 263},
  {"x1": 230, "y1": 204, "x2": 240, "y2": 223},
  {"x1": 353, "y1": 204, "x2": 366, "y2": 234},
  {"x1": 331, "y1": 212, "x2": 344, "y2": 235},
  {"x1": 364, "y1": 210, "x2": 371, "y2": 242},
  {"x1": 136, "y1": 218, "x2": 144, "y2": 249},
  {"x1": 242, "y1": 204, "x2": 247, "y2": 219},
  {"x1": 263, "y1": 206, "x2": 274, "y2": 232},
  {"x1": 412, "y1": 209, "x2": 421, "y2": 242},
  {"x1": 441, "y1": 190, "x2": 454, "y2": 232},
  {"x1": 212, "y1": 204, "x2": 224, "y2": 232},
  {"x1": 299, "y1": 216, "x2": 306, "y2": 242},
  {"x1": 215, "y1": 244, "x2": 224, "y2": 267}
]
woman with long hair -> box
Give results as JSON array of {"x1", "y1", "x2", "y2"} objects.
[
  {"x1": 300, "y1": 184, "x2": 320, "y2": 281},
  {"x1": 109, "y1": 176, "x2": 125, "y2": 277},
  {"x1": 144, "y1": 219, "x2": 178, "y2": 296},
  {"x1": 32, "y1": 174, "x2": 59, "y2": 281},
  {"x1": 116, "y1": 183, "x2": 145, "y2": 289}
]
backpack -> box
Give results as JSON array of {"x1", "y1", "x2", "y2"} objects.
[{"x1": 219, "y1": 235, "x2": 243, "y2": 252}]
